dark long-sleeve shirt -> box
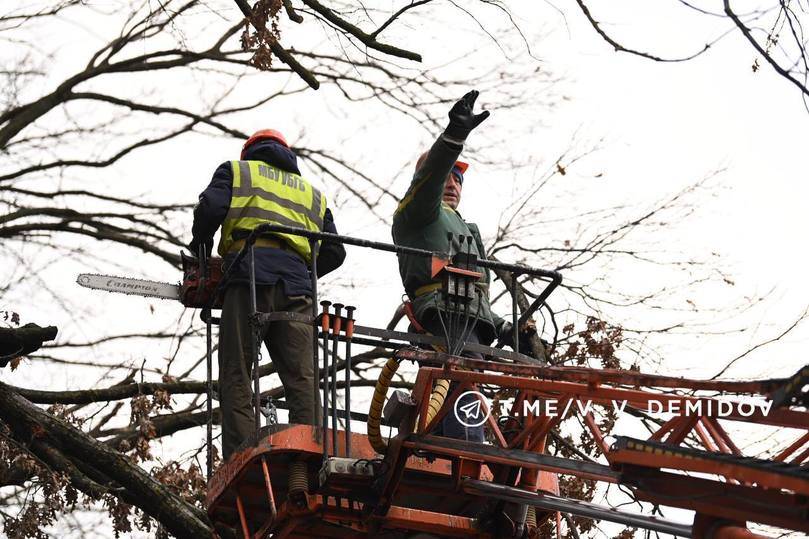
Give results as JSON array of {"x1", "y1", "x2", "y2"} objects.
[{"x1": 191, "y1": 141, "x2": 345, "y2": 296}]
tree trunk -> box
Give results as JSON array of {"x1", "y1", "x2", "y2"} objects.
[{"x1": 0, "y1": 381, "x2": 212, "y2": 539}]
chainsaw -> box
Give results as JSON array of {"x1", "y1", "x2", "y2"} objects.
[{"x1": 77, "y1": 252, "x2": 224, "y2": 309}]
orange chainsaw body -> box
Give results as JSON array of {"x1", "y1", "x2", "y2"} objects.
[{"x1": 180, "y1": 253, "x2": 224, "y2": 309}]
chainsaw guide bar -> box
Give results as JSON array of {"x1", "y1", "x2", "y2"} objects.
[{"x1": 76, "y1": 273, "x2": 181, "y2": 301}]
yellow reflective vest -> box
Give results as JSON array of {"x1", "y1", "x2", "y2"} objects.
[{"x1": 217, "y1": 160, "x2": 327, "y2": 262}]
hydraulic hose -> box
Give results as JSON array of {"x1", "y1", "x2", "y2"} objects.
[
  {"x1": 368, "y1": 356, "x2": 402, "y2": 454},
  {"x1": 426, "y1": 379, "x2": 451, "y2": 426},
  {"x1": 367, "y1": 353, "x2": 451, "y2": 454},
  {"x1": 366, "y1": 303, "x2": 454, "y2": 455}
]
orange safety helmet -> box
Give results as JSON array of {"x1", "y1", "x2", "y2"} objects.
[
  {"x1": 415, "y1": 152, "x2": 469, "y2": 178},
  {"x1": 241, "y1": 129, "x2": 289, "y2": 158},
  {"x1": 453, "y1": 161, "x2": 469, "y2": 175}
]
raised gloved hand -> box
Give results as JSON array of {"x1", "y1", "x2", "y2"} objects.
[{"x1": 443, "y1": 90, "x2": 490, "y2": 144}]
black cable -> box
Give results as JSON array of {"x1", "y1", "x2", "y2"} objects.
[{"x1": 543, "y1": 301, "x2": 559, "y2": 355}]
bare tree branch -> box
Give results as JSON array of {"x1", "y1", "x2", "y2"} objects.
[{"x1": 0, "y1": 381, "x2": 212, "y2": 538}]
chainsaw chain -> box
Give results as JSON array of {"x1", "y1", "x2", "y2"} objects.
[{"x1": 76, "y1": 273, "x2": 179, "y2": 300}]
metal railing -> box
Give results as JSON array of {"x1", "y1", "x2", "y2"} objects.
[{"x1": 201, "y1": 222, "x2": 563, "y2": 473}]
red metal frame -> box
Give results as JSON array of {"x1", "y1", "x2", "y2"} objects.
[{"x1": 207, "y1": 350, "x2": 809, "y2": 538}]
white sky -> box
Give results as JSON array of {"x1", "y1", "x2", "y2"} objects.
[{"x1": 3, "y1": 1, "x2": 808, "y2": 537}]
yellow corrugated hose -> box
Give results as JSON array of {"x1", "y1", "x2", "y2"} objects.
[
  {"x1": 367, "y1": 356, "x2": 400, "y2": 454},
  {"x1": 367, "y1": 355, "x2": 451, "y2": 454},
  {"x1": 426, "y1": 378, "x2": 450, "y2": 425}
]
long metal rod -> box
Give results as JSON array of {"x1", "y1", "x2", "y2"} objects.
[
  {"x1": 453, "y1": 236, "x2": 473, "y2": 356},
  {"x1": 309, "y1": 239, "x2": 321, "y2": 442},
  {"x1": 330, "y1": 303, "x2": 343, "y2": 455},
  {"x1": 231, "y1": 223, "x2": 562, "y2": 281},
  {"x1": 235, "y1": 494, "x2": 251, "y2": 539},
  {"x1": 406, "y1": 434, "x2": 619, "y2": 482},
  {"x1": 307, "y1": 326, "x2": 541, "y2": 365},
  {"x1": 220, "y1": 225, "x2": 563, "y2": 346},
  {"x1": 330, "y1": 303, "x2": 343, "y2": 512},
  {"x1": 205, "y1": 309, "x2": 213, "y2": 479},
  {"x1": 260, "y1": 456, "x2": 277, "y2": 522},
  {"x1": 344, "y1": 306, "x2": 355, "y2": 457},
  {"x1": 215, "y1": 224, "x2": 563, "y2": 370},
  {"x1": 250, "y1": 224, "x2": 561, "y2": 324},
  {"x1": 462, "y1": 480, "x2": 692, "y2": 537},
  {"x1": 352, "y1": 324, "x2": 542, "y2": 365},
  {"x1": 249, "y1": 245, "x2": 261, "y2": 442},
  {"x1": 511, "y1": 271, "x2": 519, "y2": 354},
  {"x1": 446, "y1": 233, "x2": 456, "y2": 353},
  {"x1": 198, "y1": 245, "x2": 214, "y2": 478},
  {"x1": 320, "y1": 300, "x2": 331, "y2": 459}
]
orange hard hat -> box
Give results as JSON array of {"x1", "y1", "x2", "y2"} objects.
[
  {"x1": 454, "y1": 161, "x2": 469, "y2": 175},
  {"x1": 415, "y1": 152, "x2": 469, "y2": 178},
  {"x1": 242, "y1": 129, "x2": 288, "y2": 158}
]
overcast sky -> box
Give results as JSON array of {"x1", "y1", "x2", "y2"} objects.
[
  {"x1": 3, "y1": 2, "x2": 808, "y2": 536},
  {"x1": 7, "y1": 0, "x2": 808, "y2": 450},
  {"x1": 10, "y1": 0, "x2": 806, "y2": 382}
]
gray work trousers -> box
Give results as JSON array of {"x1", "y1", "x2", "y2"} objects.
[
  {"x1": 219, "y1": 284, "x2": 316, "y2": 458},
  {"x1": 419, "y1": 313, "x2": 486, "y2": 443}
]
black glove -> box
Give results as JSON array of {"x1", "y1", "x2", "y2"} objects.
[
  {"x1": 187, "y1": 236, "x2": 213, "y2": 257},
  {"x1": 0, "y1": 323, "x2": 58, "y2": 367},
  {"x1": 444, "y1": 90, "x2": 490, "y2": 143},
  {"x1": 498, "y1": 321, "x2": 537, "y2": 352}
]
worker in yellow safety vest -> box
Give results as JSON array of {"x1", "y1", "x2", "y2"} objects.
[{"x1": 189, "y1": 129, "x2": 346, "y2": 459}]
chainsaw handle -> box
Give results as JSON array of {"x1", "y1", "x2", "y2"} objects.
[
  {"x1": 197, "y1": 244, "x2": 208, "y2": 280},
  {"x1": 195, "y1": 244, "x2": 208, "y2": 305},
  {"x1": 200, "y1": 308, "x2": 220, "y2": 325}
]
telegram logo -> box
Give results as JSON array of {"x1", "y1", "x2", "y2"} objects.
[{"x1": 453, "y1": 390, "x2": 490, "y2": 428}]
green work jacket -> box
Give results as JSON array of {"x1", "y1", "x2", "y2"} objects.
[{"x1": 391, "y1": 137, "x2": 506, "y2": 344}]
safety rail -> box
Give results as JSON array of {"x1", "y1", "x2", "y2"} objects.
[
  {"x1": 199, "y1": 222, "x2": 563, "y2": 479},
  {"x1": 201, "y1": 224, "x2": 809, "y2": 539}
]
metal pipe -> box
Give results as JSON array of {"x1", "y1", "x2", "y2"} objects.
[
  {"x1": 329, "y1": 303, "x2": 343, "y2": 512},
  {"x1": 445, "y1": 233, "x2": 455, "y2": 352},
  {"x1": 197, "y1": 243, "x2": 209, "y2": 304},
  {"x1": 462, "y1": 480, "x2": 692, "y2": 537},
  {"x1": 205, "y1": 308, "x2": 213, "y2": 479},
  {"x1": 260, "y1": 456, "x2": 277, "y2": 521},
  {"x1": 456, "y1": 236, "x2": 474, "y2": 355},
  {"x1": 215, "y1": 226, "x2": 563, "y2": 348},
  {"x1": 249, "y1": 244, "x2": 261, "y2": 442},
  {"x1": 230, "y1": 224, "x2": 563, "y2": 333},
  {"x1": 344, "y1": 305, "x2": 356, "y2": 457},
  {"x1": 330, "y1": 303, "x2": 343, "y2": 455},
  {"x1": 235, "y1": 494, "x2": 250, "y2": 539},
  {"x1": 220, "y1": 226, "x2": 563, "y2": 355},
  {"x1": 309, "y1": 239, "x2": 321, "y2": 441},
  {"x1": 319, "y1": 300, "x2": 331, "y2": 459},
  {"x1": 518, "y1": 272, "x2": 562, "y2": 329},
  {"x1": 199, "y1": 246, "x2": 214, "y2": 477},
  {"x1": 248, "y1": 244, "x2": 258, "y2": 314},
  {"x1": 511, "y1": 271, "x2": 519, "y2": 354},
  {"x1": 242, "y1": 223, "x2": 562, "y2": 281}
]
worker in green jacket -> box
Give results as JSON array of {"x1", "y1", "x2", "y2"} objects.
[{"x1": 392, "y1": 90, "x2": 535, "y2": 441}]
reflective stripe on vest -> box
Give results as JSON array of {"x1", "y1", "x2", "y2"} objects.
[{"x1": 217, "y1": 161, "x2": 327, "y2": 262}]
